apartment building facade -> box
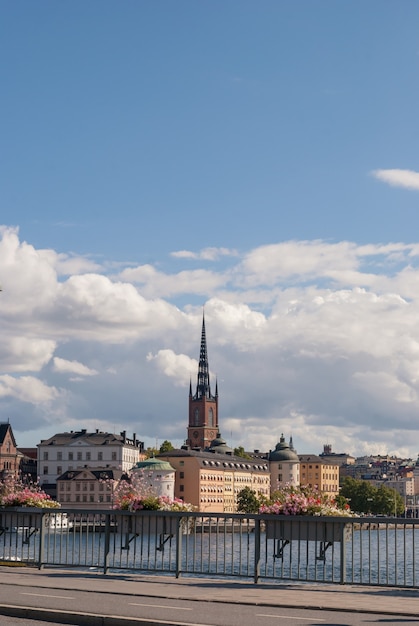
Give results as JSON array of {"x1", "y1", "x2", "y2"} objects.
[
  {"x1": 158, "y1": 448, "x2": 270, "y2": 513},
  {"x1": 299, "y1": 454, "x2": 340, "y2": 493},
  {"x1": 56, "y1": 468, "x2": 124, "y2": 509},
  {"x1": 37, "y1": 429, "x2": 144, "y2": 497}
]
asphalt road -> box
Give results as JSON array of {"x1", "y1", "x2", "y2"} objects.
[{"x1": 1, "y1": 584, "x2": 419, "y2": 626}]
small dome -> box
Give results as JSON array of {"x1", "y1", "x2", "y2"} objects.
[
  {"x1": 269, "y1": 434, "x2": 299, "y2": 462},
  {"x1": 208, "y1": 432, "x2": 233, "y2": 455}
]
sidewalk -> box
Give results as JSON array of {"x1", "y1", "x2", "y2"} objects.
[{"x1": 0, "y1": 565, "x2": 418, "y2": 624}]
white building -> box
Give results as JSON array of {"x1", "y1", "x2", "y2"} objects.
[
  {"x1": 131, "y1": 457, "x2": 176, "y2": 499},
  {"x1": 384, "y1": 476, "x2": 415, "y2": 498},
  {"x1": 268, "y1": 434, "x2": 300, "y2": 492},
  {"x1": 37, "y1": 429, "x2": 144, "y2": 496}
]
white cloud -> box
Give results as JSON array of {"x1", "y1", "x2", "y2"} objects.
[
  {"x1": 171, "y1": 247, "x2": 238, "y2": 261},
  {"x1": 146, "y1": 350, "x2": 196, "y2": 386},
  {"x1": 371, "y1": 168, "x2": 419, "y2": 191},
  {"x1": 4, "y1": 225, "x2": 419, "y2": 458},
  {"x1": 0, "y1": 336, "x2": 56, "y2": 373},
  {"x1": 0, "y1": 374, "x2": 61, "y2": 404},
  {"x1": 53, "y1": 357, "x2": 98, "y2": 377},
  {"x1": 118, "y1": 265, "x2": 225, "y2": 298},
  {"x1": 54, "y1": 253, "x2": 102, "y2": 276},
  {"x1": 236, "y1": 240, "x2": 418, "y2": 289}
]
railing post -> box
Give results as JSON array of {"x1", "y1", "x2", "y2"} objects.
[
  {"x1": 175, "y1": 514, "x2": 183, "y2": 578},
  {"x1": 340, "y1": 521, "x2": 347, "y2": 585},
  {"x1": 254, "y1": 517, "x2": 261, "y2": 584},
  {"x1": 103, "y1": 512, "x2": 111, "y2": 575},
  {"x1": 38, "y1": 511, "x2": 45, "y2": 570}
]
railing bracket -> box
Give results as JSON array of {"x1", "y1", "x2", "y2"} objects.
[
  {"x1": 273, "y1": 539, "x2": 290, "y2": 559},
  {"x1": 316, "y1": 541, "x2": 332, "y2": 561},
  {"x1": 156, "y1": 533, "x2": 173, "y2": 552}
]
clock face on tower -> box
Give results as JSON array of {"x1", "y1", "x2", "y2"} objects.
[
  {"x1": 209, "y1": 431, "x2": 215, "y2": 438},
  {"x1": 193, "y1": 431, "x2": 199, "y2": 438}
]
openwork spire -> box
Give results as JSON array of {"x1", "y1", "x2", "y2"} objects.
[{"x1": 194, "y1": 313, "x2": 214, "y2": 400}]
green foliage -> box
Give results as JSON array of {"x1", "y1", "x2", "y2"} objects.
[
  {"x1": 159, "y1": 440, "x2": 175, "y2": 453},
  {"x1": 144, "y1": 447, "x2": 159, "y2": 458},
  {"x1": 236, "y1": 487, "x2": 261, "y2": 513},
  {"x1": 233, "y1": 446, "x2": 252, "y2": 459},
  {"x1": 334, "y1": 493, "x2": 349, "y2": 510},
  {"x1": 340, "y1": 477, "x2": 404, "y2": 515}
]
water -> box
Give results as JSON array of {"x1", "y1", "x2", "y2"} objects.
[{"x1": 1, "y1": 519, "x2": 418, "y2": 587}]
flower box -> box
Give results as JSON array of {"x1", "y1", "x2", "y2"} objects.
[
  {"x1": 0, "y1": 508, "x2": 42, "y2": 531},
  {"x1": 265, "y1": 518, "x2": 350, "y2": 543},
  {"x1": 117, "y1": 514, "x2": 179, "y2": 536}
]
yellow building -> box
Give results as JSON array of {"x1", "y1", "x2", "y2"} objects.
[
  {"x1": 158, "y1": 449, "x2": 270, "y2": 513},
  {"x1": 299, "y1": 454, "x2": 339, "y2": 494}
]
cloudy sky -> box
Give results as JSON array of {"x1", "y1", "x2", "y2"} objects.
[{"x1": 1, "y1": 2, "x2": 419, "y2": 458}]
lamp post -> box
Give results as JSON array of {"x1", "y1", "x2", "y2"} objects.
[
  {"x1": 388, "y1": 491, "x2": 397, "y2": 517},
  {"x1": 385, "y1": 492, "x2": 397, "y2": 518}
]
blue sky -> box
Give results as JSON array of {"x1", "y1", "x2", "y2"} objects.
[{"x1": 1, "y1": 2, "x2": 419, "y2": 458}]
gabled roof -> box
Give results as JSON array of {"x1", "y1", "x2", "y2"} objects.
[
  {"x1": 299, "y1": 454, "x2": 338, "y2": 466},
  {"x1": 58, "y1": 468, "x2": 125, "y2": 481},
  {"x1": 38, "y1": 430, "x2": 137, "y2": 447},
  {"x1": 0, "y1": 423, "x2": 17, "y2": 447},
  {"x1": 298, "y1": 454, "x2": 323, "y2": 463},
  {"x1": 17, "y1": 448, "x2": 37, "y2": 459}
]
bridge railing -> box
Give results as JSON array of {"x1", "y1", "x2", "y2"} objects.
[{"x1": 0, "y1": 508, "x2": 418, "y2": 587}]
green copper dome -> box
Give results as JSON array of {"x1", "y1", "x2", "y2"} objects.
[
  {"x1": 208, "y1": 432, "x2": 233, "y2": 454},
  {"x1": 269, "y1": 434, "x2": 299, "y2": 462},
  {"x1": 133, "y1": 457, "x2": 174, "y2": 471}
]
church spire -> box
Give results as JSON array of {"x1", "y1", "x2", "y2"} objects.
[
  {"x1": 187, "y1": 312, "x2": 219, "y2": 449},
  {"x1": 194, "y1": 313, "x2": 212, "y2": 399}
]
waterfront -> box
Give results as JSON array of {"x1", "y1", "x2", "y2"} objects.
[{"x1": 1, "y1": 511, "x2": 419, "y2": 587}]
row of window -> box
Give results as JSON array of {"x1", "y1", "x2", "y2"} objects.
[
  {"x1": 300, "y1": 473, "x2": 339, "y2": 482},
  {"x1": 200, "y1": 474, "x2": 222, "y2": 481},
  {"x1": 300, "y1": 464, "x2": 338, "y2": 471},
  {"x1": 43, "y1": 462, "x2": 119, "y2": 475},
  {"x1": 58, "y1": 482, "x2": 110, "y2": 492},
  {"x1": 2, "y1": 461, "x2": 16, "y2": 469},
  {"x1": 322, "y1": 484, "x2": 339, "y2": 492},
  {"x1": 199, "y1": 473, "x2": 269, "y2": 485},
  {"x1": 193, "y1": 408, "x2": 215, "y2": 426},
  {"x1": 42, "y1": 451, "x2": 117, "y2": 462},
  {"x1": 59, "y1": 495, "x2": 112, "y2": 503}
]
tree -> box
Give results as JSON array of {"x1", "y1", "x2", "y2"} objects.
[
  {"x1": 159, "y1": 440, "x2": 174, "y2": 454},
  {"x1": 144, "y1": 447, "x2": 159, "y2": 459},
  {"x1": 236, "y1": 487, "x2": 260, "y2": 513},
  {"x1": 340, "y1": 477, "x2": 405, "y2": 516},
  {"x1": 375, "y1": 485, "x2": 404, "y2": 516},
  {"x1": 234, "y1": 446, "x2": 251, "y2": 459}
]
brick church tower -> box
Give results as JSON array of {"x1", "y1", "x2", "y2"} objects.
[{"x1": 187, "y1": 314, "x2": 218, "y2": 449}]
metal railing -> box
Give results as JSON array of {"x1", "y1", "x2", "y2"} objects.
[{"x1": 1, "y1": 508, "x2": 418, "y2": 587}]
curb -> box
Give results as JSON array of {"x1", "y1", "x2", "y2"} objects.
[{"x1": 0, "y1": 604, "x2": 195, "y2": 626}]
